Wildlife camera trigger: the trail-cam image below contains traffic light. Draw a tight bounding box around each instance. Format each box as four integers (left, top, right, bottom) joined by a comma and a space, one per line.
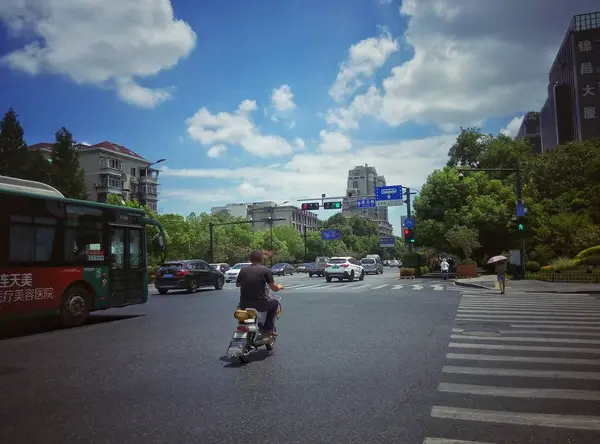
323, 201, 342, 210
301, 202, 320, 211
518, 222, 524, 231
404, 228, 415, 244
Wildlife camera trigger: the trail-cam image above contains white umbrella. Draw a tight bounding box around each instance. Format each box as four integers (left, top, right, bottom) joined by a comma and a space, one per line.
487, 255, 507, 264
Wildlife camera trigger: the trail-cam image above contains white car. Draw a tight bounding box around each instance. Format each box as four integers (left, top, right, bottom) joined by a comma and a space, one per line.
324, 257, 365, 282
225, 262, 251, 283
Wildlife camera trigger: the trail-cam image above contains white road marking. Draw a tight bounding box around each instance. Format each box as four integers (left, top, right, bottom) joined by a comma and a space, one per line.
392, 285, 404, 290
438, 382, 600, 401
432, 285, 444, 291
448, 342, 600, 353
372, 284, 389, 289
449, 334, 600, 345
424, 439, 495, 444
445, 353, 600, 366
442, 365, 600, 380
413, 284, 424, 290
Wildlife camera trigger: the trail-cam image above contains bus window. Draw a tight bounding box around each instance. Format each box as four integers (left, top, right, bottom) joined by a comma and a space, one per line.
111, 228, 125, 269
129, 230, 141, 269
65, 224, 104, 263
9, 215, 57, 262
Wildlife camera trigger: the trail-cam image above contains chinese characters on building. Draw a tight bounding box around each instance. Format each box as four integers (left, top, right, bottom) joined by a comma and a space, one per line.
576, 34, 600, 140
0, 273, 54, 304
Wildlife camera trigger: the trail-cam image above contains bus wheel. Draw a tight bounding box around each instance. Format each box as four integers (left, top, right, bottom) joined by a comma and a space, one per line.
59, 286, 91, 328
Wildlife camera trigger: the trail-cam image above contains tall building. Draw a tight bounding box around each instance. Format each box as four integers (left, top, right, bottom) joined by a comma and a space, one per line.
540, 12, 600, 152
29, 141, 161, 211
341, 164, 394, 235
211, 203, 250, 219
515, 112, 542, 154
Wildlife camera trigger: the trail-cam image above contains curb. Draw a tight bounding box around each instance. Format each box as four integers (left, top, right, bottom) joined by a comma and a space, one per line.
453, 280, 494, 290
398, 276, 415, 280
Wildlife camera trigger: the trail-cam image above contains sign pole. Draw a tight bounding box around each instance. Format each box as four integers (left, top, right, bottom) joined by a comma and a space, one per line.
405, 187, 412, 253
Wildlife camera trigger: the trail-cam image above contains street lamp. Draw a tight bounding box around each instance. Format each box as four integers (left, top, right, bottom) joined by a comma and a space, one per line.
138, 158, 166, 208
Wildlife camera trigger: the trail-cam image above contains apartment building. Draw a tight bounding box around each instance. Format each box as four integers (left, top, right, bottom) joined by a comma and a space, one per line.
29, 141, 161, 211
248, 201, 319, 234
211, 203, 250, 219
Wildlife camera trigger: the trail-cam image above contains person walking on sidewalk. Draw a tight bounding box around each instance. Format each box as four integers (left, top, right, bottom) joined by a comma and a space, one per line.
495, 259, 507, 294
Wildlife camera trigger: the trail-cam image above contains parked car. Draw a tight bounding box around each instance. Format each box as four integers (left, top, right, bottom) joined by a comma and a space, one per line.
307, 262, 317, 276
154, 259, 225, 294
297, 263, 310, 273
324, 257, 365, 282
225, 262, 251, 283
360, 257, 383, 274
271, 263, 294, 276
389, 259, 401, 267
210, 263, 230, 273
312, 256, 330, 277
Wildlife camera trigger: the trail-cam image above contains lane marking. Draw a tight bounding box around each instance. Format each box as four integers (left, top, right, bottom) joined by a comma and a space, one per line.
442, 365, 600, 380
456, 317, 600, 324
458, 309, 600, 316
392, 285, 404, 290
449, 342, 600, 353
431, 406, 600, 430
452, 328, 600, 337
446, 353, 600, 366
432, 285, 444, 291
510, 324, 600, 330
439, 382, 600, 401
424, 439, 495, 444
449, 334, 600, 345
413, 285, 424, 290
372, 284, 389, 289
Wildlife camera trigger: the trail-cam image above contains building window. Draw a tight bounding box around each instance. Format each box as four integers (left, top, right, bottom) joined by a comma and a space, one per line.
130, 167, 136, 177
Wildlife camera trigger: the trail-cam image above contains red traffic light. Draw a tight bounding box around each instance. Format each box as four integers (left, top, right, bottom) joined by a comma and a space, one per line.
301, 203, 308, 210
404, 229, 410, 235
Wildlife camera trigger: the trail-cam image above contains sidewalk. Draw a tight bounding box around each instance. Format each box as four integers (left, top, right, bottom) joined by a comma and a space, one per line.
455, 276, 600, 294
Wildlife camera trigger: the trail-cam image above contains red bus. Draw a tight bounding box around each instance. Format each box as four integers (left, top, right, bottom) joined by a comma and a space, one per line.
0, 176, 166, 327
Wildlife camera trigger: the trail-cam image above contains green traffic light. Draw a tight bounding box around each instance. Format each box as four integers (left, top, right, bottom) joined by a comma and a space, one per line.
518, 223, 524, 230
335, 202, 341, 208
410, 239, 415, 243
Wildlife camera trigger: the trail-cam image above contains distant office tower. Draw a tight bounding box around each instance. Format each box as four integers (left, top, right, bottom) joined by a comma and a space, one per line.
540, 12, 600, 152
515, 112, 542, 154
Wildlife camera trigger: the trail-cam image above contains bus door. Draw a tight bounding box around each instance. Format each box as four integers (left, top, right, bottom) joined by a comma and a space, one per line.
109, 223, 145, 307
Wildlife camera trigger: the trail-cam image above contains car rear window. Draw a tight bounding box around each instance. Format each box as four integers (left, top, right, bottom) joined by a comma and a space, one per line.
160, 263, 184, 271
329, 258, 346, 264
316, 257, 328, 262
361, 259, 375, 264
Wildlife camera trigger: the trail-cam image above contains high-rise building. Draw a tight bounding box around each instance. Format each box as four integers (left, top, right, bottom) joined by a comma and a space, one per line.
540, 12, 600, 152
515, 112, 542, 154
341, 164, 393, 235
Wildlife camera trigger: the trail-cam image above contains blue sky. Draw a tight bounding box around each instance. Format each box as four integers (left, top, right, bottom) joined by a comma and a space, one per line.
0, 0, 596, 234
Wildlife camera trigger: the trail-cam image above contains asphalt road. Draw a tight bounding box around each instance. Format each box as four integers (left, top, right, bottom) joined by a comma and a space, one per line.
0, 271, 459, 444
3, 272, 600, 443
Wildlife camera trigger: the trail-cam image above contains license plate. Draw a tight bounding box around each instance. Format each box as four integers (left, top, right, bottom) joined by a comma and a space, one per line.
332, 265, 339, 269
164, 273, 173, 278
233, 331, 248, 339
227, 338, 247, 355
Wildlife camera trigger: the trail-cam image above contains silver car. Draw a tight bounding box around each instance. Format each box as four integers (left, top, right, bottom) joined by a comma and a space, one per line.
360, 257, 383, 275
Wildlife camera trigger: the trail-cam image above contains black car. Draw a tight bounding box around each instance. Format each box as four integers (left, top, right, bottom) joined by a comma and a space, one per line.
271, 263, 294, 276
155, 259, 225, 294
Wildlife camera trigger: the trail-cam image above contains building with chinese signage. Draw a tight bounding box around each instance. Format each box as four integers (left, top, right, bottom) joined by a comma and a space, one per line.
515, 112, 542, 154
540, 12, 600, 152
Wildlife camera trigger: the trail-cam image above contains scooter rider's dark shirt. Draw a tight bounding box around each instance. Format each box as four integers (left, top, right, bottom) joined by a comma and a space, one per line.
236, 264, 274, 306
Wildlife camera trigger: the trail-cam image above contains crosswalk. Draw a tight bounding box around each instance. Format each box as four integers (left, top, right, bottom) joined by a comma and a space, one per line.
424, 290, 600, 444
224, 282, 457, 293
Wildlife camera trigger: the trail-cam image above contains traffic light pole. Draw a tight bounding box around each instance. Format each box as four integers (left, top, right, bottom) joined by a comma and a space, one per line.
405, 187, 413, 253
458, 163, 525, 279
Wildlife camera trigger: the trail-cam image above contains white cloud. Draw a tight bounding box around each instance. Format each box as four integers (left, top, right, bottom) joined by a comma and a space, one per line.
338, 0, 596, 129
162, 181, 266, 204
80, 141, 91, 146
186, 99, 295, 157
329, 29, 398, 102
0, 0, 196, 108
160, 133, 456, 212
325, 85, 382, 131
500, 116, 524, 138
207, 144, 227, 158
271, 84, 296, 112
294, 138, 305, 150
318, 130, 352, 153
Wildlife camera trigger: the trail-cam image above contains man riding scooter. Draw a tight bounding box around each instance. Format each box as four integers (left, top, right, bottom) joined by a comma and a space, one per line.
236, 250, 284, 337
441, 258, 450, 280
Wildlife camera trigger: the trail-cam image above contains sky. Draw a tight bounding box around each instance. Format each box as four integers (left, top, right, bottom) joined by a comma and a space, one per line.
0, 0, 598, 235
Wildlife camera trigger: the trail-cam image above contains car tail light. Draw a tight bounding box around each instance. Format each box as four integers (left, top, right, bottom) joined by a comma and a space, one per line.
325, 263, 330, 268
155, 270, 162, 277
237, 325, 250, 332
341, 263, 350, 268
175, 269, 189, 276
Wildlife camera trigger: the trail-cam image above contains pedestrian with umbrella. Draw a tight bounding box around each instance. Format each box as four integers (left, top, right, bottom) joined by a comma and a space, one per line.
488, 255, 508, 294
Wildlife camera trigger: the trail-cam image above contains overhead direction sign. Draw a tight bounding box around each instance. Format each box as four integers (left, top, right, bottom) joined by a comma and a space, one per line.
356, 198, 376, 208
375, 185, 403, 207
321, 229, 341, 241
380, 236, 396, 248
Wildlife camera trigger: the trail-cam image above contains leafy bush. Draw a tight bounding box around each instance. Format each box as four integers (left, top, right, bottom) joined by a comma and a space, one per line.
401, 252, 420, 268
526, 261, 541, 272
540, 265, 554, 272
399, 267, 415, 276
421, 266, 430, 275
458, 259, 477, 265
147, 265, 158, 283
576, 245, 600, 260
550, 257, 579, 272
579, 255, 600, 266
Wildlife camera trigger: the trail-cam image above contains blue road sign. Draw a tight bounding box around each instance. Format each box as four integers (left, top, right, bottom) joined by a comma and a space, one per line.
380, 236, 396, 248
516, 203, 525, 217
375, 185, 403, 207
356, 198, 376, 208
403, 217, 415, 229
321, 229, 341, 241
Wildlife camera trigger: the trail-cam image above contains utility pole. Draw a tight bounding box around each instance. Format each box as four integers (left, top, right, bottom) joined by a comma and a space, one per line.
458, 162, 525, 279
405, 187, 412, 253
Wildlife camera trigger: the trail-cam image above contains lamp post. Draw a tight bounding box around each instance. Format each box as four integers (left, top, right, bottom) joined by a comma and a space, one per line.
138, 158, 166, 208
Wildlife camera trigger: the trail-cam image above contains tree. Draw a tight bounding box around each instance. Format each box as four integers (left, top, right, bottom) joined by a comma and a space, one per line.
0, 108, 29, 177
445, 226, 481, 260
50, 127, 86, 199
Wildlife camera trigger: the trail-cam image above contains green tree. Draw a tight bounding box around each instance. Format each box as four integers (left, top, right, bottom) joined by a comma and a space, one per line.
445, 226, 481, 260
50, 127, 86, 199
0, 108, 28, 177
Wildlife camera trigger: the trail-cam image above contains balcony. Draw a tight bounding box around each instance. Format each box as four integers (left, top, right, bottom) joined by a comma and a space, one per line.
139, 170, 159, 184
99, 160, 123, 175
